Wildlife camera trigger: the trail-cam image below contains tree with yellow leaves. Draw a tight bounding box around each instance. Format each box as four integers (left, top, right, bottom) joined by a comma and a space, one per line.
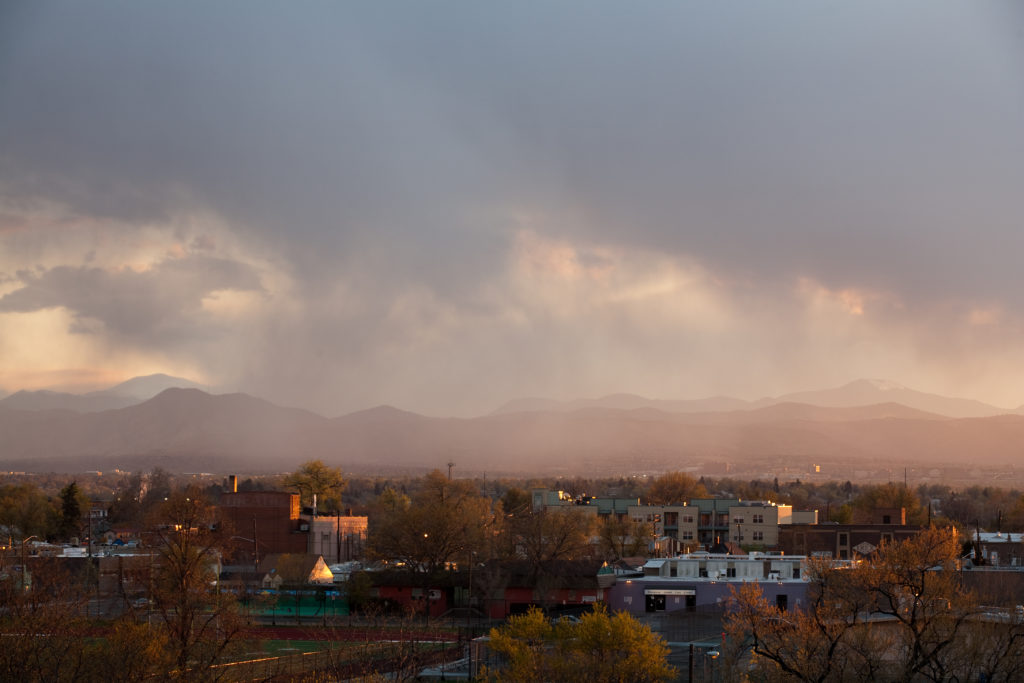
645, 471, 706, 505
487, 605, 675, 682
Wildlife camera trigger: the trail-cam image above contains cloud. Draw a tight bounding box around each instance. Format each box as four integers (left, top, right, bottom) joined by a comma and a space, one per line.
1, 2, 1023, 412
0, 254, 264, 342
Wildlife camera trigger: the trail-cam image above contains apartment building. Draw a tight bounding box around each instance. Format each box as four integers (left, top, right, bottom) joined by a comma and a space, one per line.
727, 501, 793, 547
531, 488, 813, 552
629, 505, 700, 551
629, 499, 797, 550
530, 489, 638, 518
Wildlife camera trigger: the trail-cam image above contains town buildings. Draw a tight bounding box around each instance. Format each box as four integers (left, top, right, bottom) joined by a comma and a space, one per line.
216, 477, 367, 564
608, 551, 812, 616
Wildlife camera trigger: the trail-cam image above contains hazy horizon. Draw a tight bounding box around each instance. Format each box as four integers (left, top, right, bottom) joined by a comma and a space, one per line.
2, 3, 1023, 417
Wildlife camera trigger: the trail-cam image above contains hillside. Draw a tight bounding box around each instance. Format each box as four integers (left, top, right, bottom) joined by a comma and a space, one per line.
1, 387, 1023, 474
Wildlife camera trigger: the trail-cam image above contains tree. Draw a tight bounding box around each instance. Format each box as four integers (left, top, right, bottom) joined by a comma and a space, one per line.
500, 486, 532, 516
645, 471, 706, 505
369, 470, 492, 577
57, 481, 86, 541
108, 471, 145, 525
724, 527, 1024, 682
282, 459, 347, 512
487, 605, 675, 682
89, 621, 173, 683
148, 487, 243, 678
510, 508, 595, 571
0, 558, 94, 681
0, 483, 56, 540
851, 483, 927, 525
597, 515, 654, 561
142, 467, 174, 509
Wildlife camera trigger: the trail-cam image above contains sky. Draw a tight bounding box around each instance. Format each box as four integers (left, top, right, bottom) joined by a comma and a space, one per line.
1, 2, 1023, 417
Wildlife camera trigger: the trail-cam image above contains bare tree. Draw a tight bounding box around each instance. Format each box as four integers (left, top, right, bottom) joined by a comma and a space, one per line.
148, 487, 243, 679
725, 527, 1024, 682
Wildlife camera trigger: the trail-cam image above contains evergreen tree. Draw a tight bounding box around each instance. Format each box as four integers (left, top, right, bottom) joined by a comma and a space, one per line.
58, 481, 83, 541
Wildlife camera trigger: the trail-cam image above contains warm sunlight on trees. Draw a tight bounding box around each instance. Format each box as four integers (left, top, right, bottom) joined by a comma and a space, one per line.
369, 470, 492, 575
850, 482, 927, 525
0, 482, 55, 540
282, 459, 347, 512
724, 526, 1024, 682
487, 605, 674, 682
645, 471, 706, 505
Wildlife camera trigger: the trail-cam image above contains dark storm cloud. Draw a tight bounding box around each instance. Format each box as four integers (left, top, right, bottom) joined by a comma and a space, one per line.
0, 255, 263, 341
1, 1, 1023, 412
0, 2, 518, 297
3, 2, 1022, 301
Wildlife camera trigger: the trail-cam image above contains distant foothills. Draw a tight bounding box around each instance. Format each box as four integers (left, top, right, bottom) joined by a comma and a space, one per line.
2, 376, 1024, 477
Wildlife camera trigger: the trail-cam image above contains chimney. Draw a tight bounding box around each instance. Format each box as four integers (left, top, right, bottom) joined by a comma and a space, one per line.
228, 475, 237, 493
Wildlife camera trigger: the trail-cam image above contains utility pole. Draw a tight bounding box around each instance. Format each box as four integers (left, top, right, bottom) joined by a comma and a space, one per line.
252, 516, 259, 571
20, 535, 37, 593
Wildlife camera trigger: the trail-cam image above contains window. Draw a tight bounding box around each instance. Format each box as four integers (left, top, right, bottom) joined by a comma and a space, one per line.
669, 565, 678, 577
793, 567, 800, 579
838, 533, 849, 546
664, 511, 678, 526
699, 567, 708, 577
646, 595, 666, 612
681, 530, 694, 540
726, 567, 736, 578
733, 516, 745, 524
882, 515, 892, 524
752, 514, 764, 524
752, 531, 764, 541
683, 515, 694, 524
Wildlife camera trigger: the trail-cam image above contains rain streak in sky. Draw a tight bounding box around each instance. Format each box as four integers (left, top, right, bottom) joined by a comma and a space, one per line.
1, 2, 1023, 416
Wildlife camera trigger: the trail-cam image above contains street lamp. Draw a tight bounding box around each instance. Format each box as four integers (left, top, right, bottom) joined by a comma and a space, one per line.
20, 535, 37, 592
707, 648, 720, 682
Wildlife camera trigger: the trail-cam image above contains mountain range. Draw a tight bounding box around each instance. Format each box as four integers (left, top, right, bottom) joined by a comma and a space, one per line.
1, 377, 1023, 474
492, 379, 1019, 419
0, 374, 208, 413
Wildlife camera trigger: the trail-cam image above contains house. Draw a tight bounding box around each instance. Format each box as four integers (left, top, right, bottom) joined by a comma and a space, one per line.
302, 513, 367, 564
966, 532, 1024, 568
218, 477, 367, 564
475, 559, 616, 619
367, 559, 616, 620
778, 522, 923, 560
607, 551, 814, 616
218, 490, 308, 560
258, 553, 334, 589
